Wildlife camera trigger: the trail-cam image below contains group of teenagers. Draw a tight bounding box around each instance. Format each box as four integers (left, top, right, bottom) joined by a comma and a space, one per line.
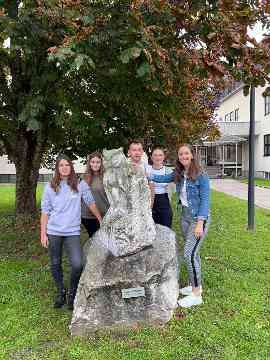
40, 140, 210, 311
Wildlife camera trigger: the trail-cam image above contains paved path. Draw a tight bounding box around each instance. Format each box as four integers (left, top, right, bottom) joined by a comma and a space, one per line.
211, 179, 270, 210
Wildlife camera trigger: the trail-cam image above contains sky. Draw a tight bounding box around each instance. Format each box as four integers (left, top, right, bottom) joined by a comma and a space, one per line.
248, 22, 265, 42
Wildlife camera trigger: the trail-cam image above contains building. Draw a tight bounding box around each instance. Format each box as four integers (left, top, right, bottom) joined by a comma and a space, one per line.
197, 83, 270, 178
0, 155, 86, 183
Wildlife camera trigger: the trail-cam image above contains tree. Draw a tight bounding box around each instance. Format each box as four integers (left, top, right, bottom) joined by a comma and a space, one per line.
0, 1, 77, 215
43, 0, 222, 152
1, 0, 270, 215
40, 0, 270, 147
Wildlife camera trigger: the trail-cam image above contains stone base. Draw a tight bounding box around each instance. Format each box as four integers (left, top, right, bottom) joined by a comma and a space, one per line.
70, 224, 179, 336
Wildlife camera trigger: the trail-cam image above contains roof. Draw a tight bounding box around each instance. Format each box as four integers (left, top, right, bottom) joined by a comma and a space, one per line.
214, 134, 247, 145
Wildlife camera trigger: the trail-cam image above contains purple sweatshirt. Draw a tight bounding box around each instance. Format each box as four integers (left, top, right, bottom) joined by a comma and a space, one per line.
41, 180, 95, 236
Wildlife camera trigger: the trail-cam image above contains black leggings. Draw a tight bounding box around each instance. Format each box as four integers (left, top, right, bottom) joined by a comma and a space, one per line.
152, 193, 173, 228
81, 218, 100, 238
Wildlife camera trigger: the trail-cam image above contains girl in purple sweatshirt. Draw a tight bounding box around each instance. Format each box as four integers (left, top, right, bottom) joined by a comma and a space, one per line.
40, 155, 101, 310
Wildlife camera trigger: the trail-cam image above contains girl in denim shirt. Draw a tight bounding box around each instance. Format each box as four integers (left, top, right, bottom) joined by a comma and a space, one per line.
40, 155, 102, 310
149, 144, 210, 308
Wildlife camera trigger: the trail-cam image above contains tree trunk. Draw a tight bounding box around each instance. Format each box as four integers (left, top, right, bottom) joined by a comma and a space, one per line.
14, 130, 42, 216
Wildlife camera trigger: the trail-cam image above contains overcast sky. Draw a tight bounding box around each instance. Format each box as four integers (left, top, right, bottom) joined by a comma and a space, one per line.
248, 22, 265, 42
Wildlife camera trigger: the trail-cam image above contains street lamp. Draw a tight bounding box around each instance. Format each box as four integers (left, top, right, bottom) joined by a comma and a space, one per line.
248, 86, 255, 230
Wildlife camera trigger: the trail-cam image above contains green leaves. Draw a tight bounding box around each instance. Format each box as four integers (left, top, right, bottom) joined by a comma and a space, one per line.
48, 47, 95, 71
120, 47, 142, 64
80, 15, 94, 25
136, 62, 151, 77
27, 119, 40, 132
17, 96, 46, 131
48, 47, 74, 62
73, 54, 95, 71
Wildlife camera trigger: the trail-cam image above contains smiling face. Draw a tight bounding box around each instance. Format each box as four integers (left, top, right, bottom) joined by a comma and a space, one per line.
58, 159, 71, 178
178, 145, 193, 169
128, 143, 144, 164
151, 148, 165, 168
89, 156, 102, 173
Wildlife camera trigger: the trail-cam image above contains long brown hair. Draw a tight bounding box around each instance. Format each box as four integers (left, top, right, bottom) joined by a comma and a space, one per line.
50, 155, 78, 192
83, 152, 104, 185
174, 144, 202, 182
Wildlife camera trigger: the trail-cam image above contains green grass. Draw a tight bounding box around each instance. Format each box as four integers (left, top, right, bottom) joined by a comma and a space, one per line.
0, 184, 44, 216
241, 178, 270, 188
1, 185, 270, 359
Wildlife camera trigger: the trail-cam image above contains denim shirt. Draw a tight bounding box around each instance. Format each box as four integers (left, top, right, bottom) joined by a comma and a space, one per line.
150, 171, 210, 221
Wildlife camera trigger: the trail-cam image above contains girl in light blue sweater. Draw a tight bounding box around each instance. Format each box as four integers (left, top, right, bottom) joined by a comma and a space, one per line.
40, 155, 101, 310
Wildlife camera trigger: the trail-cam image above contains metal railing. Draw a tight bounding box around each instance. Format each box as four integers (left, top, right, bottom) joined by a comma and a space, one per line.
218, 121, 260, 136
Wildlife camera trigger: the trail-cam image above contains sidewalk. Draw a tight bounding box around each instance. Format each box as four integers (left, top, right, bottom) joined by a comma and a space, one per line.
211, 179, 270, 211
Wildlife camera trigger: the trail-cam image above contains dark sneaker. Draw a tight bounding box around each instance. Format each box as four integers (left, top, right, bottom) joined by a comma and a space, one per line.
67, 289, 76, 311
54, 289, 66, 308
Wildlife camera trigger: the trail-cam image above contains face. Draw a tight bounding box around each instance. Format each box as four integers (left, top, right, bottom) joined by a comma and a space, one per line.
58, 159, 71, 178
151, 149, 165, 167
178, 146, 193, 168
89, 156, 102, 173
128, 143, 144, 164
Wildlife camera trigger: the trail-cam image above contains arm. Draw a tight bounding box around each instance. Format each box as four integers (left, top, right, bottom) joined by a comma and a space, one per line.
80, 180, 102, 223
197, 173, 210, 221
148, 181, 155, 209
88, 203, 102, 223
194, 174, 210, 239
40, 184, 52, 248
40, 213, 49, 248
149, 171, 175, 183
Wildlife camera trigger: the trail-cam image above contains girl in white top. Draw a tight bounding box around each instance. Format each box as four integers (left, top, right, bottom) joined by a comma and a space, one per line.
148, 147, 173, 228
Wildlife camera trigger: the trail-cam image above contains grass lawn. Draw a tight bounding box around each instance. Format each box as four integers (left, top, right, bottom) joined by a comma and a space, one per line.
241, 178, 270, 188
1, 185, 270, 359
0, 184, 44, 216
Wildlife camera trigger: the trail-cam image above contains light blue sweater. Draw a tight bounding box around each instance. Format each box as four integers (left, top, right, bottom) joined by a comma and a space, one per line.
41, 180, 95, 236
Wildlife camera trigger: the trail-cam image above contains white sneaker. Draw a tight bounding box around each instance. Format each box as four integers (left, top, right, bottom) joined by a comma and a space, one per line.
177, 294, 203, 308
179, 286, 202, 296
179, 286, 192, 296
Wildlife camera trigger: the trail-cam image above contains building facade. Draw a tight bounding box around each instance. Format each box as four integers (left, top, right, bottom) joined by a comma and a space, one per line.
0, 155, 86, 183
198, 83, 270, 178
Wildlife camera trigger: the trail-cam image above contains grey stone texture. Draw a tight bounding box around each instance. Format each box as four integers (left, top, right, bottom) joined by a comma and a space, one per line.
70, 148, 179, 335
70, 224, 179, 335
99, 148, 156, 257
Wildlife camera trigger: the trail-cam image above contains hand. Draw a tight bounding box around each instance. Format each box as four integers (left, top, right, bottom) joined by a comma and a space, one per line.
40, 233, 48, 248
194, 222, 204, 239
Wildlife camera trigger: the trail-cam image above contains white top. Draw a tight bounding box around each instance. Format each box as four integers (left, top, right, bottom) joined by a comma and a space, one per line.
180, 174, 188, 207
147, 165, 168, 194
128, 158, 149, 175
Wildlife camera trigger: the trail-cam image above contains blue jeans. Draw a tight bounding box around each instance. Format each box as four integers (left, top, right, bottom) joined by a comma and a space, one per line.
48, 235, 83, 292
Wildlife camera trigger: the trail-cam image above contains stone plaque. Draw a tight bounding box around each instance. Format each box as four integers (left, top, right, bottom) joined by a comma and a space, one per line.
121, 287, 145, 299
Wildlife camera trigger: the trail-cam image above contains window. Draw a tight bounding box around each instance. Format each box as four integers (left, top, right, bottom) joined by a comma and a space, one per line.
265, 96, 270, 116
264, 134, 270, 156
226, 145, 235, 161
235, 108, 239, 121
224, 108, 239, 122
